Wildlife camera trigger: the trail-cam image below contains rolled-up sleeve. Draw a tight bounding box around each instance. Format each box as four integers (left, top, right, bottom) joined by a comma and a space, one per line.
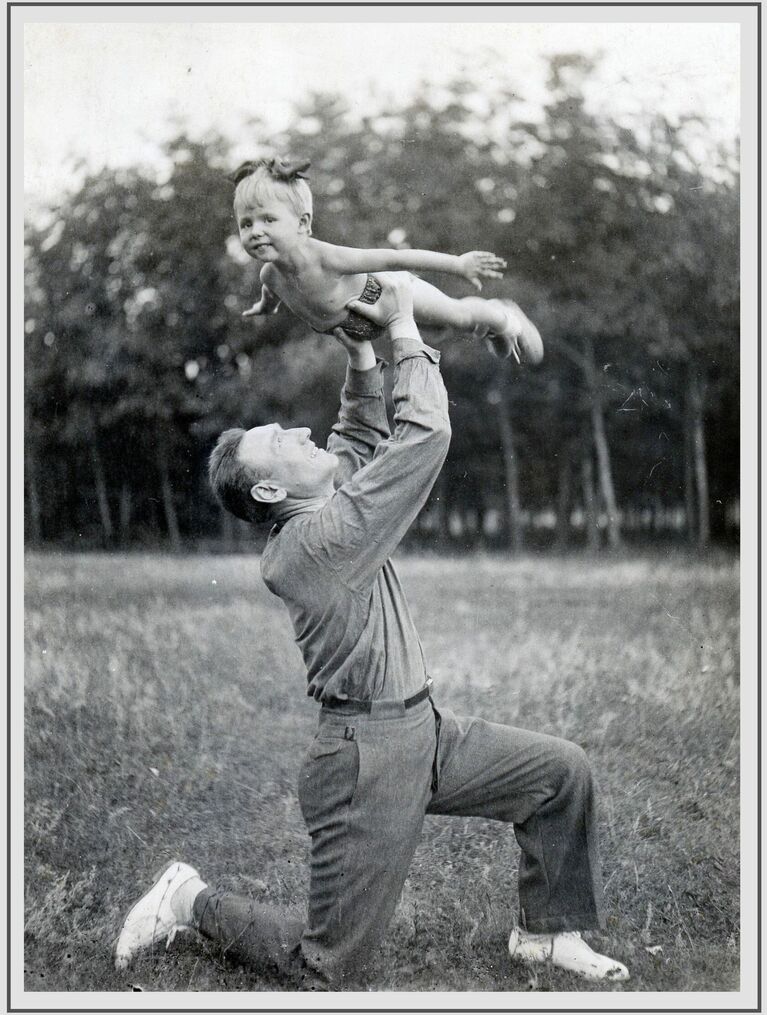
313, 340, 451, 589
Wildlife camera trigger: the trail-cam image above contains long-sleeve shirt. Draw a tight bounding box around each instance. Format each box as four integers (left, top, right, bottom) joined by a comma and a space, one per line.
260, 337, 451, 703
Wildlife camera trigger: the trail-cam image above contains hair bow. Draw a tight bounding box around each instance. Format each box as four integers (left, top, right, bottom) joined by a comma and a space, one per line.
226, 160, 262, 186
266, 157, 311, 181
226, 157, 311, 187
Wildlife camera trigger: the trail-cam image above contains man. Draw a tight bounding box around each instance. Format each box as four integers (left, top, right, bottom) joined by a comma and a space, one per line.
115, 273, 629, 988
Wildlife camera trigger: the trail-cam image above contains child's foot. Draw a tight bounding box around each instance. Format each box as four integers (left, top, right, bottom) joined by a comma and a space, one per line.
482, 299, 544, 364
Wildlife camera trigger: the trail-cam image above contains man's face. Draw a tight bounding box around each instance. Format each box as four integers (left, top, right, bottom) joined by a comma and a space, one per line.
235, 195, 305, 262
238, 424, 338, 499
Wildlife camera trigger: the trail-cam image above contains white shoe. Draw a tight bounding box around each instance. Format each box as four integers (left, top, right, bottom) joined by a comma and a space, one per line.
509, 928, 629, 982
114, 861, 202, 970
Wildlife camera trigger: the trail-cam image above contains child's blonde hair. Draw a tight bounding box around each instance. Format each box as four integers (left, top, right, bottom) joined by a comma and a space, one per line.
231, 159, 313, 223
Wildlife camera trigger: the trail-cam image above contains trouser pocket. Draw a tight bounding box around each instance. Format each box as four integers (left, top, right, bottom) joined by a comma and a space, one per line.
298, 737, 360, 835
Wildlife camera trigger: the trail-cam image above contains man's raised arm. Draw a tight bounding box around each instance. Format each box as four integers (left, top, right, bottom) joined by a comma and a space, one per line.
325, 332, 391, 486
314, 273, 451, 588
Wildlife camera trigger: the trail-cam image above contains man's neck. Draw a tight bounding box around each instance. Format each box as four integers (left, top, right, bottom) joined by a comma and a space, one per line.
271, 494, 330, 525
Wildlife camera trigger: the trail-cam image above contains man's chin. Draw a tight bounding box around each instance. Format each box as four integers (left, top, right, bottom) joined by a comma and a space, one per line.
305, 453, 338, 492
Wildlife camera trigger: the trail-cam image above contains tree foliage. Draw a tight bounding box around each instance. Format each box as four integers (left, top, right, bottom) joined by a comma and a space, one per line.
24, 55, 739, 550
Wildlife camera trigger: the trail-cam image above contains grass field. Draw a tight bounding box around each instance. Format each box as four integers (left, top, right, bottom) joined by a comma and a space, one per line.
24, 550, 740, 994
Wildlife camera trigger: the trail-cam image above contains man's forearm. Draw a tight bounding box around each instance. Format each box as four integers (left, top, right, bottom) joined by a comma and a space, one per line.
386, 313, 422, 345
326, 354, 389, 482
345, 339, 377, 372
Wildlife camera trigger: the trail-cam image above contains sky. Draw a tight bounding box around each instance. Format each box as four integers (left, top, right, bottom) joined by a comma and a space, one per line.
23, 18, 740, 206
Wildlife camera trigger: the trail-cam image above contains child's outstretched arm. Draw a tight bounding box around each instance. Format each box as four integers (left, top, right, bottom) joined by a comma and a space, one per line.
242, 283, 281, 318
319, 243, 506, 292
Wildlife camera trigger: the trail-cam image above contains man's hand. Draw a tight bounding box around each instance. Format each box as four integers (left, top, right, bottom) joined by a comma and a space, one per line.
346, 272, 416, 337
332, 329, 377, 371
457, 251, 506, 292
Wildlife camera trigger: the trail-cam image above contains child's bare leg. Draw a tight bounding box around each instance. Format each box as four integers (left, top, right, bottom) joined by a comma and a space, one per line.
410, 277, 543, 364
410, 277, 504, 332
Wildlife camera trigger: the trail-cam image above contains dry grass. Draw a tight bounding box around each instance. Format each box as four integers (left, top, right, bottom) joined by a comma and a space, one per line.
24, 550, 740, 993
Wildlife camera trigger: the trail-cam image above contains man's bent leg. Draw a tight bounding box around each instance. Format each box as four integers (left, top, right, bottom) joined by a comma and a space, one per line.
298, 700, 436, 986
427, 706, 604, 933
193, 890, 311, 984
186, 702, 434, 990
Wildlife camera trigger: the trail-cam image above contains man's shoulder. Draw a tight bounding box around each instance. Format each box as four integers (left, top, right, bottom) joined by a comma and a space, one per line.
260, 515, 330, 585
262, 509, 382, 599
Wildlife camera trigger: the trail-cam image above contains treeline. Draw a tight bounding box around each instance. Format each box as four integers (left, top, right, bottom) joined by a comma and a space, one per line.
24, 55, 739, 552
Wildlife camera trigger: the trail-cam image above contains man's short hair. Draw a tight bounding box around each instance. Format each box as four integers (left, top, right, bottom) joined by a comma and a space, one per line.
208, 428, 272, 524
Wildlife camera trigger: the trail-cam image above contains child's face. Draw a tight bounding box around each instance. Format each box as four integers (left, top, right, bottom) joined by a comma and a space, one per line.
235, 194, 307, 262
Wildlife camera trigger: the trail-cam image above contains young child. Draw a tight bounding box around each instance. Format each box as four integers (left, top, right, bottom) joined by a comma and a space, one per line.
229, 157, 543, 363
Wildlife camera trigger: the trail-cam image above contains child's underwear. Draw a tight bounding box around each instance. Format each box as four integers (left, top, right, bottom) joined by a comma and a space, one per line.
321, 274, 385, 341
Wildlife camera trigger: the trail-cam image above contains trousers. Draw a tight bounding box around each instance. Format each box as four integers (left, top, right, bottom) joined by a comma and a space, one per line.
192, 698, 605, 988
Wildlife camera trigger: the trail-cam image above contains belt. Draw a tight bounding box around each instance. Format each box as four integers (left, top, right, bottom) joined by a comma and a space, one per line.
321, 681, 431, 714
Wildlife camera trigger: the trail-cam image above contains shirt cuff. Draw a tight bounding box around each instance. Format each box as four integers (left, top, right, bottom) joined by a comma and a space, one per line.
391, 336, 441, 365
345, 357, 387, 394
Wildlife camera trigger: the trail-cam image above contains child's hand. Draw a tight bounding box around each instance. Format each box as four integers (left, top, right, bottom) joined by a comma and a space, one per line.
458, 251, 507, 291
241, 286, 280, 318
241, 298, 267, 318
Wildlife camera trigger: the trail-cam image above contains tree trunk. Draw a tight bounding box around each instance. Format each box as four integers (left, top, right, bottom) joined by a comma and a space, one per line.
119, 482, 132, 546
58, 459, 71, 542
555, 451, 572, 551
90, 439, 113, 544
683, 420, 697, 544
26, 441, 43, 544
581, 453, 600, 552
687, 364, 710, 548
584, 337, 621, 548
156, 433, 181, 550
494, 376, 523, 553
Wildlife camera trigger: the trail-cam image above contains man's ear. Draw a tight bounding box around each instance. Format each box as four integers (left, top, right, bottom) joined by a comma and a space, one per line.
299, 211, 312, 235
250, 481, 287, 505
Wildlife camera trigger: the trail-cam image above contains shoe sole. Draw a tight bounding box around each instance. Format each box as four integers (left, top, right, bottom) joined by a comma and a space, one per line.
511, 951, 629, 982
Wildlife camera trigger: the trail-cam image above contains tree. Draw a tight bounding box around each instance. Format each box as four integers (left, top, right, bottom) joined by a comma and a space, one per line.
632, 118, 739, 547
24, 60, 739, 551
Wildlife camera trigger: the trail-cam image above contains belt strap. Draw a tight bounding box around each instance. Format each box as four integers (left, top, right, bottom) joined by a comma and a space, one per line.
322, 681, 431, 714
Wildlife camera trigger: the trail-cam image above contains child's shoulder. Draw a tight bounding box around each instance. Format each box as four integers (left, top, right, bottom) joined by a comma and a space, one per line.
311, 238, 360, 273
